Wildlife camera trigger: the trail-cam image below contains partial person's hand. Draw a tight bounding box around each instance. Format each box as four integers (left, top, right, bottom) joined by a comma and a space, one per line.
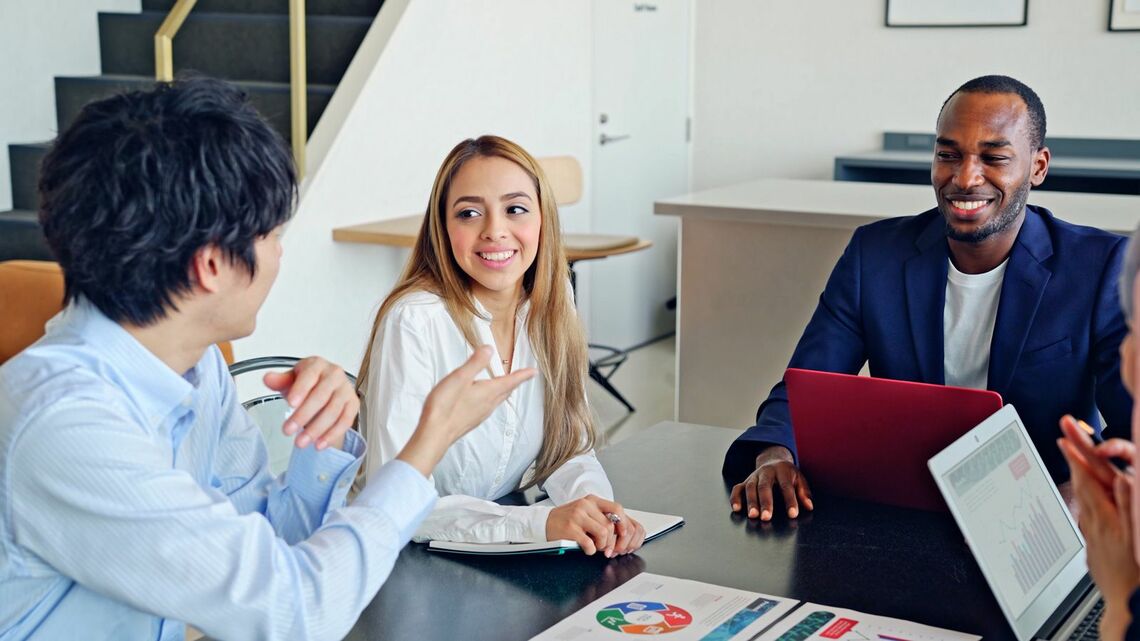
397, 346, 536, 476
1058, 425, 1139, 641
1059, 415, 1135, 491
546, 495, 629, 557
263, 357, 358, 451
610, 513, 646, 557
729, 446, 813, 521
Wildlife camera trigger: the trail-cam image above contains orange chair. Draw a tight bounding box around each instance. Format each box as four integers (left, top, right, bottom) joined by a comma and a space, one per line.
0, 260, 234, 365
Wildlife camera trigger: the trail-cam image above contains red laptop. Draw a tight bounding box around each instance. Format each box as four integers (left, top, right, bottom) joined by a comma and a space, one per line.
784, 368, 1003, 511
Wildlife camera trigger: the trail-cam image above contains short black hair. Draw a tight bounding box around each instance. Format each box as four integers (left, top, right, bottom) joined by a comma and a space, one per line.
38, 76, 296, 326
940, 75, 1047, 150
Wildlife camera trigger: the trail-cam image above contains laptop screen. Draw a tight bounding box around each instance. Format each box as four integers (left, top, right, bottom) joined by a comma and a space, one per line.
929, 405, 1088, 641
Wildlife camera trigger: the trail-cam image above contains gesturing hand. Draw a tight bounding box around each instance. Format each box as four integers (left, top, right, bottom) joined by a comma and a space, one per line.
397, 346, 536, 477
729, 445, 814, 521
263, 357, 358, 451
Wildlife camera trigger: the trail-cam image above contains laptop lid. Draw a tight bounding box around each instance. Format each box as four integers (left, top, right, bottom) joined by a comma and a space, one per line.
785, 368, 1003, 511
928, 404, 1087, 641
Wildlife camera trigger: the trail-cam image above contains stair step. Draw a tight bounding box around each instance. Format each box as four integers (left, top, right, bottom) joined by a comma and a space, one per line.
142, 0, 382, 17
100, 11, 371, 86
9, 143, 49, 212
54, 75, 335, 144
0, 210, 53, 262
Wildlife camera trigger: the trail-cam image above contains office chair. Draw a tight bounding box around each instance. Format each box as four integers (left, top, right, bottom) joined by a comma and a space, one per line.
228, 356, 358, 476
542, 157, 645, 413
0, 259, 235, 365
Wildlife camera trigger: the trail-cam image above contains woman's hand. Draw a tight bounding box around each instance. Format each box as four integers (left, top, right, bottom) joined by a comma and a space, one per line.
611, 514, 646, 556
546, 495, 637, 557
1058, 415, 1140, 640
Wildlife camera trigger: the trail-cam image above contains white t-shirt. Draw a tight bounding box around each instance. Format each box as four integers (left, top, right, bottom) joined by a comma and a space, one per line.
943, 258, 1008, 389
361, 290, 613, 544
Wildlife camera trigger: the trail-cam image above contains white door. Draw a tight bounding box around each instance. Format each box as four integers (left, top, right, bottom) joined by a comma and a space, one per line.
589, 0, 691, 349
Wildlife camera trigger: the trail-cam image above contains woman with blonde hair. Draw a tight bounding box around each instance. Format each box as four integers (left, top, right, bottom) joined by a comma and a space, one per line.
358, 135, 645, 556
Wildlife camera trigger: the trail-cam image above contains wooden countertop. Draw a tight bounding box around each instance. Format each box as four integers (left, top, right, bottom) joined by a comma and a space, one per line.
654, 178, 1140, 233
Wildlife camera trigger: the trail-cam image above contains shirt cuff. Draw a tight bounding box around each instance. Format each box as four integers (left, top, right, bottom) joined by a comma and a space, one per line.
524, 503, 555, 542
284, 429, 365, 510
355, 459, 439, 542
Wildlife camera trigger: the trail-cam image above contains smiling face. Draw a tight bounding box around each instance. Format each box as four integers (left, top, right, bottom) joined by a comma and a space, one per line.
932, 91, 1049, 244
444, 155, 542, 304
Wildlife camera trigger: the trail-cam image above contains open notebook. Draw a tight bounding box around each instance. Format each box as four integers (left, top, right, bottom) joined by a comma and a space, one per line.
427, 509, 684, 555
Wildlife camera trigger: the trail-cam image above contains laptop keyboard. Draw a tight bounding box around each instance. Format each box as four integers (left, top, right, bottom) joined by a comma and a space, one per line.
1066, 598, 1104, 640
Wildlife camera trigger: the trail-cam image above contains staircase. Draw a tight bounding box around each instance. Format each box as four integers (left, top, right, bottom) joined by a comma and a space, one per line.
0, 0, 382, 261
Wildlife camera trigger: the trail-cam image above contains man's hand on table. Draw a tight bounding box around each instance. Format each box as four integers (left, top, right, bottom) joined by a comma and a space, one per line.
729, 445, 814, 521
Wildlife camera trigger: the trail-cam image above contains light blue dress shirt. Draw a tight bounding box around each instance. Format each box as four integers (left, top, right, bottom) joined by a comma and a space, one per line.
0, 299, 438, 641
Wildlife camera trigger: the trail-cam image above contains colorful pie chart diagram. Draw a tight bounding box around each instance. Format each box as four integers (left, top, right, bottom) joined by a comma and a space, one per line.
596, 601, 693, 634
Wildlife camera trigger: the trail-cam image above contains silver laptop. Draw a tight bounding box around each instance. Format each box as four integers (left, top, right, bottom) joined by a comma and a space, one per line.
928, 404, 1104, 641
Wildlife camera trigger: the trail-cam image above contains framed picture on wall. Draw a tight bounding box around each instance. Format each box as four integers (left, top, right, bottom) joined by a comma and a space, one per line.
1109, 0, 1140, 30
885, 0, 1028, 27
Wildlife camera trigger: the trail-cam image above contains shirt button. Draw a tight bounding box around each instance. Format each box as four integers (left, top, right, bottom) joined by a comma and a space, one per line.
337, 479, 348, 489
318, 473, 329, 483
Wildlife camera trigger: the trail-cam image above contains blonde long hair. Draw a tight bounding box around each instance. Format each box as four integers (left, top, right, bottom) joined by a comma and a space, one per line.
357, 136, 597, 488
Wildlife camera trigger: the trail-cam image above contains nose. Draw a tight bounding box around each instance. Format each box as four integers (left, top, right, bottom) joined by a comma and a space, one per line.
952, 156, 985, 191
480, 212, 508, 240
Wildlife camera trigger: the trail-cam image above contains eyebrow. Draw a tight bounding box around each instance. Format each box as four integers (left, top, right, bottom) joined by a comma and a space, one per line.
935, 137, 1012, 149
451, 192, 533, 208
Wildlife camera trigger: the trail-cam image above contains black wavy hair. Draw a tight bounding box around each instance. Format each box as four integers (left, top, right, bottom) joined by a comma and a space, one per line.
38, 76, 296, 326
940, 75, 1047, 150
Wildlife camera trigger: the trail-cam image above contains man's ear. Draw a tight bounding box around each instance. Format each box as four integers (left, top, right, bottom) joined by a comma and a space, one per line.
190, 245, 227, 294
1030, 146, 1050, 187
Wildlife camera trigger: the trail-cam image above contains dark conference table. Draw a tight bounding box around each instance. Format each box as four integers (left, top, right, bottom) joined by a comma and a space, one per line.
347, 421, 1010, 640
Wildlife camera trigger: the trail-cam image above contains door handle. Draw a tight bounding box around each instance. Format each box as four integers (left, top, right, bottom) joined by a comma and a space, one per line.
599, 133, 631, 146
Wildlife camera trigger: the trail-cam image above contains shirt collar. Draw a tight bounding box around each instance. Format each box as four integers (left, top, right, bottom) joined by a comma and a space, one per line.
471, 295, 531, 323
56, 299, 199, 423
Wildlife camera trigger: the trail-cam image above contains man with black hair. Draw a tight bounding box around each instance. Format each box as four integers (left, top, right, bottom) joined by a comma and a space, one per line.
0, 77, 535, 639
725, 75, 1133, 522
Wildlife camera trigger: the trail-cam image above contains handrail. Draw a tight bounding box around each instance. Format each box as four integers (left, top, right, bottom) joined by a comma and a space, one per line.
154, 0, 308, 179
153, 0, 197, 83
289, 0, 307, 177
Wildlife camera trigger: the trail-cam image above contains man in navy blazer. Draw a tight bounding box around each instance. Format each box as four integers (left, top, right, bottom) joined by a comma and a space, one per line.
724, 75, 1132, 522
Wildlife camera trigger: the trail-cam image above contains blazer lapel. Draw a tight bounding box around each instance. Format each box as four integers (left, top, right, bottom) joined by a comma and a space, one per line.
988, 207, 1054, 394
904, 215, 949, 384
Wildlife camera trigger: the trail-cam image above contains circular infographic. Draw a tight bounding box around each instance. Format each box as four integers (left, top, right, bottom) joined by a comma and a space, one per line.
596, 601, 693, 635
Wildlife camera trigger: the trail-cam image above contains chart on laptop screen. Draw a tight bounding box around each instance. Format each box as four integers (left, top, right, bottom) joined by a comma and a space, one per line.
944, 422, 1082, 618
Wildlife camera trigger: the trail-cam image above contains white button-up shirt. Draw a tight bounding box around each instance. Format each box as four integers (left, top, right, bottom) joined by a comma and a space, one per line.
363, 291, 613, 543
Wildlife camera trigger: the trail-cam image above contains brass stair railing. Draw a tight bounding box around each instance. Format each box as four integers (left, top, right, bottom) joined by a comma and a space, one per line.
154, 0, 308, 178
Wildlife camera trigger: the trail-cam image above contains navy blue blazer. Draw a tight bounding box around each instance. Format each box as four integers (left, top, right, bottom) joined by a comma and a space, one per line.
723, 205, 1132, 484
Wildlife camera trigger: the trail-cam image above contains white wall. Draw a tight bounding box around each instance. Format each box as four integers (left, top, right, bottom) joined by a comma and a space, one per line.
0, 0, 141, 211
691, 0, 1140, 190
236, 0, 594, 371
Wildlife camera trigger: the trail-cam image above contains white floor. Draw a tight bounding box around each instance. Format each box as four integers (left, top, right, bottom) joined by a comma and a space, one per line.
587, 336, 677, 446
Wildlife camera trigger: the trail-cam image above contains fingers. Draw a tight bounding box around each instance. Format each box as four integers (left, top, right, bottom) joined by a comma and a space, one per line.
775, 468, 801, 519
1098, 439, 1137, 466
451, 345, 493, 382
1059, 416, 1117, 489
612, 516, 633, 555
1114, 475, 1134, 534
729, 482, 745, 513
628, 521, 646, 553
753, 470, 775, 521
262, 369, 295, 392
796, 470, 815, 512
286, 364, 358, 450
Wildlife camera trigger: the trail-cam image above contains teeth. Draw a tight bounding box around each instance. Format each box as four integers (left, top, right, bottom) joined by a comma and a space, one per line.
479, 251, 514, 262
951, 200, 988, 211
